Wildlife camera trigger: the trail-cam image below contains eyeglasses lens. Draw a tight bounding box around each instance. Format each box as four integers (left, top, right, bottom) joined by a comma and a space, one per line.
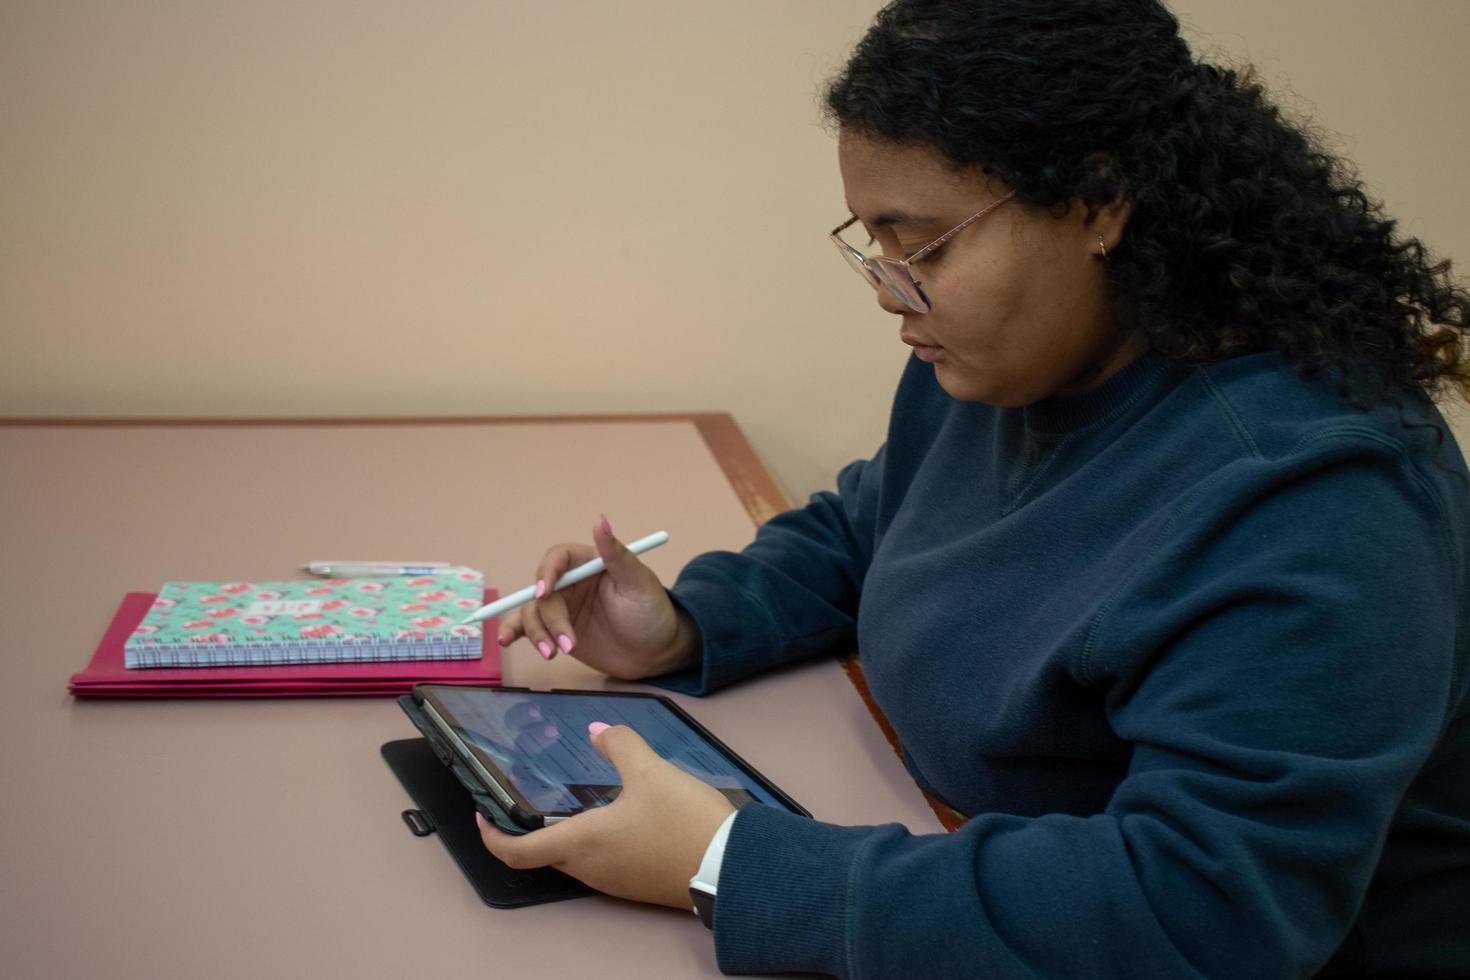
834, 239, 881, 288
869, 258, 930, 313
832, 237, 931, 313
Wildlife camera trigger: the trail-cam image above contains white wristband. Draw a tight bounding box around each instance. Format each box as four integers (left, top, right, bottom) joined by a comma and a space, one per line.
690, 810, 739, 906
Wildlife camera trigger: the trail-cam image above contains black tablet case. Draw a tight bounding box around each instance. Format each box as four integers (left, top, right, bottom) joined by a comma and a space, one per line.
382, 726, 594, 907
385, 688, 809, 908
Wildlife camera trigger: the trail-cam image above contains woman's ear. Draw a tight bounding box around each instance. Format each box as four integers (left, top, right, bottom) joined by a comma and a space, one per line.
1075, 151, 1131, 254
1089, 193, 1132, 256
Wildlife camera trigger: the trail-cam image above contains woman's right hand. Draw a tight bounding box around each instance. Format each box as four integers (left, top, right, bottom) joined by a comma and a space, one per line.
496, 515, 700, 681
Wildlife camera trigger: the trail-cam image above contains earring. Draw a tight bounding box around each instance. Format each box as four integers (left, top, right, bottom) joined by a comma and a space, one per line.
1097, 235, 1109, 259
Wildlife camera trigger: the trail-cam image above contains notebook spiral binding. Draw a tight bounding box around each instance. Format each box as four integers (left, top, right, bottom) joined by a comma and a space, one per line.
125, 632, 480, 669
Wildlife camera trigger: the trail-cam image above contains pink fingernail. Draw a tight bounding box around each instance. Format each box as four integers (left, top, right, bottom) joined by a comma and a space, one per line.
535, 579, 546, 598
588, 722, 610, 737
600, 514, 613, 536
537, 641, 553, 659
543, 724, 559, 739
557, 634, 573, 653
475, 811, 485, 827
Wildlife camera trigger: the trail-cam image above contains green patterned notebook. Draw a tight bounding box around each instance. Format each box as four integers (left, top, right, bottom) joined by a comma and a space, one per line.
124, 569, 486, 668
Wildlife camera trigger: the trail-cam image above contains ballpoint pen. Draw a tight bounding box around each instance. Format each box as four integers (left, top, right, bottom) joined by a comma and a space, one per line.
458, 531, 670, 625
300, 561, 454, 577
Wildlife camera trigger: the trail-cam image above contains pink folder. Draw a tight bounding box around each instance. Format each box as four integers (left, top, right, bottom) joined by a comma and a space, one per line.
69, 592, 502, 698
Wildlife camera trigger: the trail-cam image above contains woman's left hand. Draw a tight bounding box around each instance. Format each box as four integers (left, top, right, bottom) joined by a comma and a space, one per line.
476, 722, 737, 910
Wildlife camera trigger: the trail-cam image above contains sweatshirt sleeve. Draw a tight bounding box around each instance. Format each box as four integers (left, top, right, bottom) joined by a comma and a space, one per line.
651, 445, 886, 696
707, 437, 1464, 977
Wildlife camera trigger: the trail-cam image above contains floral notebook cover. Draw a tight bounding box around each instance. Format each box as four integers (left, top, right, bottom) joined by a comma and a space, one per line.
123, 568, 486, 668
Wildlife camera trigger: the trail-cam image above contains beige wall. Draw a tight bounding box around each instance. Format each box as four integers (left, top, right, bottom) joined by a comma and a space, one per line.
3, 0, 1467, 503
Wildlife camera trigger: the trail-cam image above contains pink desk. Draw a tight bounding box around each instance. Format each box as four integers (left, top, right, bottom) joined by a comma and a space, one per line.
0, 416, 943, 979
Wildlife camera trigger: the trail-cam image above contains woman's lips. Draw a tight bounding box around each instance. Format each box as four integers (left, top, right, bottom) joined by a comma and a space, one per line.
901, 334, 943, 363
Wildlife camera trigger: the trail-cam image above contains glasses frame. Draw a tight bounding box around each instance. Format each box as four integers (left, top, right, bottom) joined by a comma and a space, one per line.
829, 190, 1016, 314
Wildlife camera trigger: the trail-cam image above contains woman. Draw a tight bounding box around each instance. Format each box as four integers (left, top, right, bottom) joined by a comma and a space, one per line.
481, 1, 1470, 976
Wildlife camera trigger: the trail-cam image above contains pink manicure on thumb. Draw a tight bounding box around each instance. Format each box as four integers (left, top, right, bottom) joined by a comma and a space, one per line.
600, 514, 613, 537
588, 721, 611, 737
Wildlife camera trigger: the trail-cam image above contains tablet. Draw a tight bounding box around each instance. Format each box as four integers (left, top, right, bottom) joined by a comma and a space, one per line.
404, 684, 809, 832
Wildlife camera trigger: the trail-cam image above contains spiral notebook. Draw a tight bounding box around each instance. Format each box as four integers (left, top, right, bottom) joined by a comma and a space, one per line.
123, 569, 487, 668
70, 591, 501, 697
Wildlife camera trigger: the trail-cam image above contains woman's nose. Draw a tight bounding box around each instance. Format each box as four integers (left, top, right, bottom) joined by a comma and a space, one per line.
875, 284, 911, 316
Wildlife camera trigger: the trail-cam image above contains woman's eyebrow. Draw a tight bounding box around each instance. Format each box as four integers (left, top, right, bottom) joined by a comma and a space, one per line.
847, 206, 937, 228
871, 209, 937, 228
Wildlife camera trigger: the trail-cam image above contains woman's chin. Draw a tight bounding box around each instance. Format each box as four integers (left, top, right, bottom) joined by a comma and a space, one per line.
932, 362, 1007, 405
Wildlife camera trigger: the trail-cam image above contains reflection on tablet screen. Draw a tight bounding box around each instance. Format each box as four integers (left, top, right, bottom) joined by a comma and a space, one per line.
434, 689, 786, 814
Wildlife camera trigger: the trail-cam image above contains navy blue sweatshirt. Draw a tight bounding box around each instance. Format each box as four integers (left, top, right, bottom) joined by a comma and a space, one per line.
659, 350, 1470, 978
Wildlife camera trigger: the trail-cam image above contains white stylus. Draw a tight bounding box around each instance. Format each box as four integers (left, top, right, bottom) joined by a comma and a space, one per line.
458, 530, 670, 626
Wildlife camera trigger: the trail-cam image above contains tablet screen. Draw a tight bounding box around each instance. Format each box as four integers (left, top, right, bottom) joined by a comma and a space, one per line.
428, 688, 790, 815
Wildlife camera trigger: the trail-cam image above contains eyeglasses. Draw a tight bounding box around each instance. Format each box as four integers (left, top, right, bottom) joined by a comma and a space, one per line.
829, 190, 1016, 313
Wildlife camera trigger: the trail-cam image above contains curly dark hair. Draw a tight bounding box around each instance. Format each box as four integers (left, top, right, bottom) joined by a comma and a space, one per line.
825, 0, 1470, 410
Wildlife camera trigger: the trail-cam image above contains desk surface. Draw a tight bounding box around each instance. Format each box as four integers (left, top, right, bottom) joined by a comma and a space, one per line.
0, 416, 942, 980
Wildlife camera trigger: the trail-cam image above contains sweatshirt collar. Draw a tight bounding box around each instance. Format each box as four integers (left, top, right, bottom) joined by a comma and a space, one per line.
1021, 348, 1171, 434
